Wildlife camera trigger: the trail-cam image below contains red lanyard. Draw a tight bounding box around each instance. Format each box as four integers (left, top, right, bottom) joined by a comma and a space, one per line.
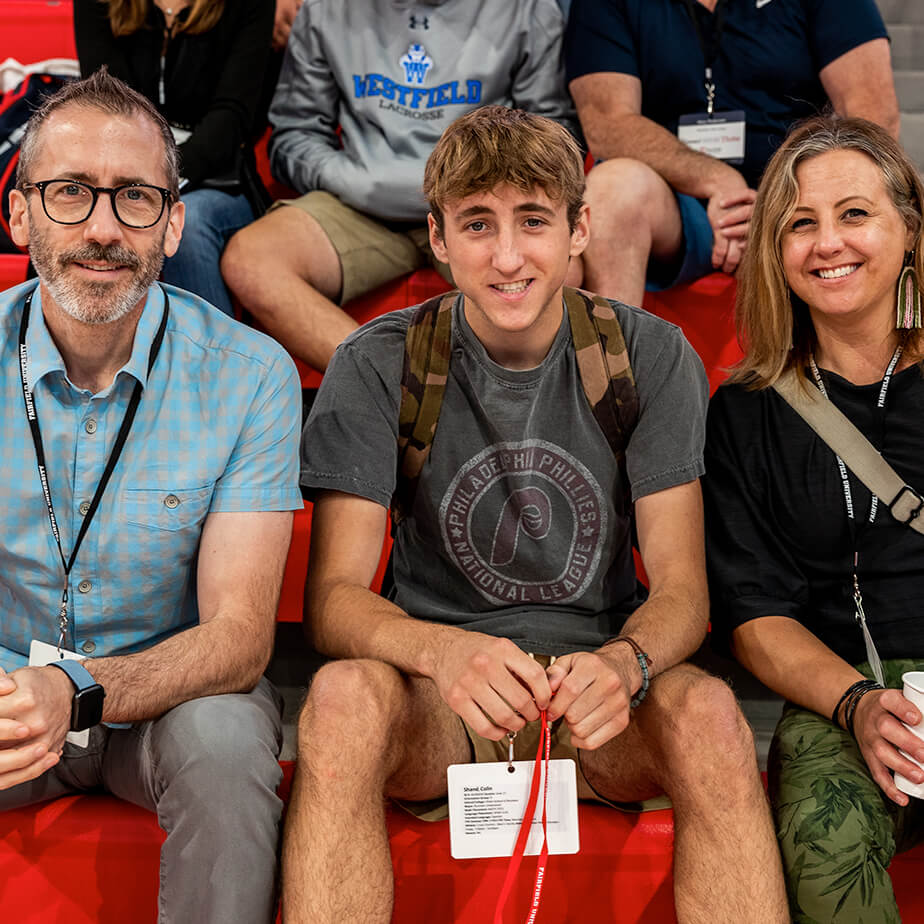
494, 710, 551, 924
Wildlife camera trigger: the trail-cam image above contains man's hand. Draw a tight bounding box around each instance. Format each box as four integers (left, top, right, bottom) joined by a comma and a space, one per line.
546, 647, 639, 750
0, 666, 72, 789
704, 165, 757, 275
431, 634, 552, 741
272, 0, 302, 51
852, 688, 924, 806
0, 667, 16, 698
0, 668, 30, 749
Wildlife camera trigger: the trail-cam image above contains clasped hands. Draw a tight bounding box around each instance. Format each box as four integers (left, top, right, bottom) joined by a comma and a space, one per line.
0, 666, 73, 790
434, 634, 640, 751
705, 166, 757, 275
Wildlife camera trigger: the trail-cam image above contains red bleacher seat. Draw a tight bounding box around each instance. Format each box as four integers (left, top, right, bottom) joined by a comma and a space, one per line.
4, 766, 922, 923
0, 0, 76, 63
0, 0, 78, 280
0, 759, 675, 924
0, 254, 28, 290
643, 272, 742, 394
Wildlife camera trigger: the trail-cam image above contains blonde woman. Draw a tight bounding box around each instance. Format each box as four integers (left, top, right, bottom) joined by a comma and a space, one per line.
74, 0, 275, 315
704, 114, 924, 923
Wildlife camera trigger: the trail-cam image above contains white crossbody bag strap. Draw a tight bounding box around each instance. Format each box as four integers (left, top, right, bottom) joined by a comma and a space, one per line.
773, 370, 924, 535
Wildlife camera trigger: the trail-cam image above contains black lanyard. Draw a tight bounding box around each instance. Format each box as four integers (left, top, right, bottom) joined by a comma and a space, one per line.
18, 283, 170, 650
808, 344, 903, 684
809, 344, 902, 532
681, 0, 729, 116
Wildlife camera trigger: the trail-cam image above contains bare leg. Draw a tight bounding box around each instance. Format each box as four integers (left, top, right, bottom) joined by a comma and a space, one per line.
581, 158, 686, 308
221, 206, 358, 371
281, 659, 470, 924
582, 664, 789, 924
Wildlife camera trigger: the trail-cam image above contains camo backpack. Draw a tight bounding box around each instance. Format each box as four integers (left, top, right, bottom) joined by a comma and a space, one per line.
391, 286, 639, 529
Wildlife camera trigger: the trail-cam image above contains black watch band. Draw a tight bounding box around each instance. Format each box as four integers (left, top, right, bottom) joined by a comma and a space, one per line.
47, 660, 106, 732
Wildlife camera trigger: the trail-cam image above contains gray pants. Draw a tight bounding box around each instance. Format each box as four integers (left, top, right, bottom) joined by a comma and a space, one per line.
0, 677, 284, 924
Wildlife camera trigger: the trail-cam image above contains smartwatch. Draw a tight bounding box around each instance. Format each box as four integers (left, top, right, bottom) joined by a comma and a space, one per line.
48, 660, 106, 732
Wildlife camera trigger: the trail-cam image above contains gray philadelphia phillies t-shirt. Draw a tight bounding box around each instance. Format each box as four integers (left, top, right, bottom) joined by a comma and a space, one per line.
300, 294, 707, 654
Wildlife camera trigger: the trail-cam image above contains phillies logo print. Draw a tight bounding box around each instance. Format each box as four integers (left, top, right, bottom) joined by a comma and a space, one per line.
440, 441, 605, 606
490, 487, 552, 567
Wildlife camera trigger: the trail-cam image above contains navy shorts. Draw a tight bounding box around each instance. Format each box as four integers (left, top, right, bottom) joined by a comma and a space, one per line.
645, 193, 715, 291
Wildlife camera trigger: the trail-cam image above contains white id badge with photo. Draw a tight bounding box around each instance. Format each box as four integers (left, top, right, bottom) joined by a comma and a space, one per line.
29, 639, 89, 747
677, 110, 746, 163
447, 759, 580, 859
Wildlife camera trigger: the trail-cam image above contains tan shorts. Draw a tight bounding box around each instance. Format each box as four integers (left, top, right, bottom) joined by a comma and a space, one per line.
271, 190, 453, 304
397, 656, 671, 822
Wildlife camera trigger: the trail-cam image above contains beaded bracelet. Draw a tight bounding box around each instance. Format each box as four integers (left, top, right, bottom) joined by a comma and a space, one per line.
613, 635, 653, 708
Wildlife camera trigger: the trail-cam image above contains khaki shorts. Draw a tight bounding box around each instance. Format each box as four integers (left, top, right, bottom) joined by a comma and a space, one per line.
271, 190, 453, 304
397, 655, 671, 822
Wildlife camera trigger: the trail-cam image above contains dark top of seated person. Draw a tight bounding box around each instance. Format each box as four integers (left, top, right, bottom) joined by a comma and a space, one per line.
704, 113, 924, 697
73, 0, 275, 187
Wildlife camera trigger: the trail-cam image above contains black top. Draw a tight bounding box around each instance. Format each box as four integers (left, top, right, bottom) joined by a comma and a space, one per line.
74, 0, 275, 186
704, 365, 924, 665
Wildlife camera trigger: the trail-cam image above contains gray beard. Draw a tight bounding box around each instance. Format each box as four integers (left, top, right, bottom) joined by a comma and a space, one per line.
28, 214, 166, 325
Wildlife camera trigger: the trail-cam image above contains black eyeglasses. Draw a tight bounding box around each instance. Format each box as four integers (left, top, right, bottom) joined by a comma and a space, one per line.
21, 179, 175, 229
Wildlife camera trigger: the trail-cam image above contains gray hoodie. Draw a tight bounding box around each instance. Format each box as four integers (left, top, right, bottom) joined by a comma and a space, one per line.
268, 0, 577, 222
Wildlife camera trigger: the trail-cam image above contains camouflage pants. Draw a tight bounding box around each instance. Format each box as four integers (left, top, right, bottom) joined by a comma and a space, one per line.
769, 659, 924, 924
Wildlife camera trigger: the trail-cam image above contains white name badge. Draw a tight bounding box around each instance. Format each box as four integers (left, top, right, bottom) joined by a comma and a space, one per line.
29, 639, 89, 748
677, 110, 746, 164
447, 759, 580, 859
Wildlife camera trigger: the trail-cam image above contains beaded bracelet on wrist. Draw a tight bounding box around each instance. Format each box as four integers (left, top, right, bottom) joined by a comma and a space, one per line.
612, 635, 652, 708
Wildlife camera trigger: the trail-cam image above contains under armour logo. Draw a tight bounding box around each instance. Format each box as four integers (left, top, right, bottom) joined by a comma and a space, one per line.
409, 14, 429, 29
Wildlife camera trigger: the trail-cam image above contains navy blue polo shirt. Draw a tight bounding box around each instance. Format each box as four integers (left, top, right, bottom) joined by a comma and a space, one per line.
565, 0, 888, 187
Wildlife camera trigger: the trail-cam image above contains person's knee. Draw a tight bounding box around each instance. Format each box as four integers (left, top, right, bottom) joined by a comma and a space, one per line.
153, 690, 283, 799
223, 208, 342, 318
298, 659, 407, 758
660, 672, 756, 780
584, 158, 673, 231
221, 217, 276, 301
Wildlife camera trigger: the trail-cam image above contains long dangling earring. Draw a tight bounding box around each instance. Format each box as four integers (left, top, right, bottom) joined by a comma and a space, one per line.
897, 252, 922, 329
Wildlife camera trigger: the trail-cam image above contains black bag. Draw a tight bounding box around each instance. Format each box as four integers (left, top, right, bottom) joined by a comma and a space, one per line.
0, 73, 70, 253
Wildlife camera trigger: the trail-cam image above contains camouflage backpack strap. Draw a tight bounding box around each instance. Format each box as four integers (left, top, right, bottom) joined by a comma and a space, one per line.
563, 286, 639, 463
392, 290, 458, 529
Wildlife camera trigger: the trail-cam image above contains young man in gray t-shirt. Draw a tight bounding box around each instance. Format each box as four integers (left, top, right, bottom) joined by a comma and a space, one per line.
284, 107, 788, 922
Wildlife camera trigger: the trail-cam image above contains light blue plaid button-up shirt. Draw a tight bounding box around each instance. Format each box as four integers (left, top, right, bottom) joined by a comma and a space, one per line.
0, 280, 303, 671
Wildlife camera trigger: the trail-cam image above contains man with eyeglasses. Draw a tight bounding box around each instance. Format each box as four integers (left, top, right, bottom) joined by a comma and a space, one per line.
0, 69, 302, 923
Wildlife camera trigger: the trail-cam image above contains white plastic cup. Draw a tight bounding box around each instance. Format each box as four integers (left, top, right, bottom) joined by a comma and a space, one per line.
894, 671, 924, 799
